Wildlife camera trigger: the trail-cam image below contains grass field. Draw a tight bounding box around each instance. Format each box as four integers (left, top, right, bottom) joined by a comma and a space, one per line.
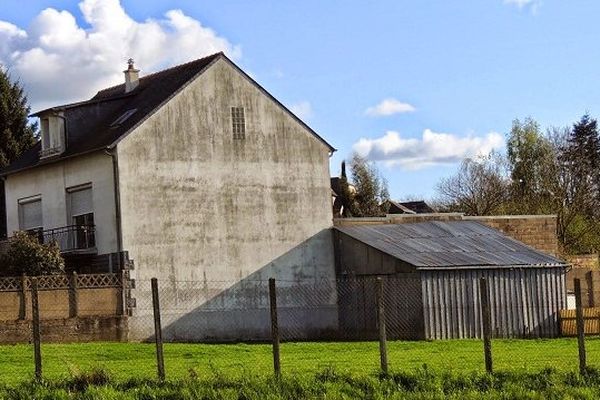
0, 337, 599, 385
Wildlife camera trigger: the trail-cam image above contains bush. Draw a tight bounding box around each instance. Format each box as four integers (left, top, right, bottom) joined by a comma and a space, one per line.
1, 231, 64, 276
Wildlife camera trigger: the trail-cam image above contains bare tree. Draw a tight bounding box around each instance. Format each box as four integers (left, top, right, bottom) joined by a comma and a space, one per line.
436, 154, 509, 216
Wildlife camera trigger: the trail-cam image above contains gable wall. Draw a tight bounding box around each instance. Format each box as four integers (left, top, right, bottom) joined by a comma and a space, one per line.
116, 59, 336, 339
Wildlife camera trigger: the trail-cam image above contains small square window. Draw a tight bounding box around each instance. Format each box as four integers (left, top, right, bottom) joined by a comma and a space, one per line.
231, 107, 245, 140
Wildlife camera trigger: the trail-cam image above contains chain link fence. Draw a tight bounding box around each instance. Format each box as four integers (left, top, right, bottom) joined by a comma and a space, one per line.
1, 274, 599, 383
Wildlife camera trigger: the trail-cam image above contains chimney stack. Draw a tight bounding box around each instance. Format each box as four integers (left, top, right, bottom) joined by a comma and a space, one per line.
123, 58, 139, 93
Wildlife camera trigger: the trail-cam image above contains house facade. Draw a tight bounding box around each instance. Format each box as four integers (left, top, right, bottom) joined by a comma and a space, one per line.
1, 53, 338, 340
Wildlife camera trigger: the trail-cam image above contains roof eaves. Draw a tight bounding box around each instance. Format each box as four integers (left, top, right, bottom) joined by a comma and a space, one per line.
0, 147, 108, 178
416, 263, 569, 270
106, 52, 223, 150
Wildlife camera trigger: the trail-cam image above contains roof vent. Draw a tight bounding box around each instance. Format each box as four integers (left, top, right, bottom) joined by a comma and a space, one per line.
123, 58, 139, 93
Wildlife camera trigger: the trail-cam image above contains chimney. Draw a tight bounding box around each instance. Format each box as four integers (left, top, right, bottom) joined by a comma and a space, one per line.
123, 58, 139, 93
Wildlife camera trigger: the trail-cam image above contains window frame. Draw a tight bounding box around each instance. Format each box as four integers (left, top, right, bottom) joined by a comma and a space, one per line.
231, 106, 246, 140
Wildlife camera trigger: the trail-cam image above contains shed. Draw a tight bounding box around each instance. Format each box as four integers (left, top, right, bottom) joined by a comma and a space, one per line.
334, 221, 568, 340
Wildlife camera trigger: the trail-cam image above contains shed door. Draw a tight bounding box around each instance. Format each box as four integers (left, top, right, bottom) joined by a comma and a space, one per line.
19, 199, 42, 231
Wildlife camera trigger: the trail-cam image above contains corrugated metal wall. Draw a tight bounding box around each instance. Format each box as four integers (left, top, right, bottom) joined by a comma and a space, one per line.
421, 267, 567, 339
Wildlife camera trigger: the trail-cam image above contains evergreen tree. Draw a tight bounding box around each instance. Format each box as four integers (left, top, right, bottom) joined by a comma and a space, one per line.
0, 68, 37, 169
563, 114, 600, 216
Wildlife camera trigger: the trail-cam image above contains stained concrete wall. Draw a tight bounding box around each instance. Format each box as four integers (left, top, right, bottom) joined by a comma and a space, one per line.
4, 152, 118, 255
116, 58, 336, 340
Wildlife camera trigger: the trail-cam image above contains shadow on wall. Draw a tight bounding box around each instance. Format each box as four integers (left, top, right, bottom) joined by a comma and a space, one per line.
128, 229, 339, 342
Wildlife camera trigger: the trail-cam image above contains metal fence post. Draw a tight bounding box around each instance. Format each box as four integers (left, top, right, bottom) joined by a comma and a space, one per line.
151, 278, 165, 381
479, 277, 493, 373
268, 278, 281, 377
31, 277, 42, 381
575, 278, 587, 374
376, 277, 388, 374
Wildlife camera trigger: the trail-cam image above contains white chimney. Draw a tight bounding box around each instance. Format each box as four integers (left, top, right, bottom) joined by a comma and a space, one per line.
123, 58, 139, 93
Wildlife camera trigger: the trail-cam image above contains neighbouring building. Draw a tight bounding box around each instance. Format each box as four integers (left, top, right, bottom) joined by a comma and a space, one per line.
385, 200, 435, 215
333, 220, 568, 339
0, 53, 338, 341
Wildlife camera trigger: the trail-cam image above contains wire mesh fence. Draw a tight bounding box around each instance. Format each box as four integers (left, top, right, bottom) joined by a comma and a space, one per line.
1, 274, 599, 383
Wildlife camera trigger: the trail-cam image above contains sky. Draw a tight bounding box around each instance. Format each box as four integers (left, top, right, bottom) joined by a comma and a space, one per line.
0, 0, 598, 200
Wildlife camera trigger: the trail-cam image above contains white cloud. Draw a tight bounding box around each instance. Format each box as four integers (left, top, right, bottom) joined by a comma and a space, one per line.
0, 0, 241, 111
365, 98, 415, 117
289, 101, 313, 121
504, 0, 542, 12
353, 129, 504, 170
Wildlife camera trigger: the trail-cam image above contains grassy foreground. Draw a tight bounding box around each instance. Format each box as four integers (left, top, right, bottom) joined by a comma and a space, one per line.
0, 338, 599, 398
3, 366, 600, 399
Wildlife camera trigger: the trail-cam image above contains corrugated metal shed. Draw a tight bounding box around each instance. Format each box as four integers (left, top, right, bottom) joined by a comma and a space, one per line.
334, 221, 566, 269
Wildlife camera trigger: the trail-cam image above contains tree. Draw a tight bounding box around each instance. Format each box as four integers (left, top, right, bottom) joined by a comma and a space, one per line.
0, 68, 37, 168
1, 231, 64, 276
0, 68, 37, 238
347, 153, 390, 217
561, 114, 600, 217
506, 117, 555, 214
436, 154, 509, 216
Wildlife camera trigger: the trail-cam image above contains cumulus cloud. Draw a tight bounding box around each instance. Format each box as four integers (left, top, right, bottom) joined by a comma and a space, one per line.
365, 98, 415, 117
0, 0, 241, 111
289, 101, 313, 121
353, 129, 504, 170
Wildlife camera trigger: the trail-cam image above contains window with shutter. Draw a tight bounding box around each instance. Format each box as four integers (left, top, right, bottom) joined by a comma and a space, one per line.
19, 198, 42, 231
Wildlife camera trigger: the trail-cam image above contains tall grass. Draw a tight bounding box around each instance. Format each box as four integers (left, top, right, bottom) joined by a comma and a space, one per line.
2, 366, 600, 399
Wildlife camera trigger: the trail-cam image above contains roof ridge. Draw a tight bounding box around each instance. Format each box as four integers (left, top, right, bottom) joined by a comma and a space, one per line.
94, 52, 223, 97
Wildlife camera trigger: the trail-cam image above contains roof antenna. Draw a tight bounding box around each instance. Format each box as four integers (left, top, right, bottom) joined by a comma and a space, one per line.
127, 58, 135, 70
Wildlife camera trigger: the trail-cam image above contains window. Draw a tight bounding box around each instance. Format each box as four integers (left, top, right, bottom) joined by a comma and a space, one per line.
18, 197, 42, 235
231, 107, 245, 140
110, 109, 138, 127
67, 185, 95, 248
39, 115, 65, 158
41, 119, 50, 149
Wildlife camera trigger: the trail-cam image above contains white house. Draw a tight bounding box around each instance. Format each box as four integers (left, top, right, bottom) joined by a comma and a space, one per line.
1, 53, 338, 340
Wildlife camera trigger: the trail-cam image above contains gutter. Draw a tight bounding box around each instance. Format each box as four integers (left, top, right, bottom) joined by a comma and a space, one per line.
104, 148, 123, 254
415, 263, 571, 271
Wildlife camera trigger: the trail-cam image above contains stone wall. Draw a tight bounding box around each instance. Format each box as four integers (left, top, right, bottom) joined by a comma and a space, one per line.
0, 273, 127, 343
564, 254, 600, 308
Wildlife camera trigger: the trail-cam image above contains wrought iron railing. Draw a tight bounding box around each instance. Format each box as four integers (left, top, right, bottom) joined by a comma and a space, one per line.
42, 224, 96, 253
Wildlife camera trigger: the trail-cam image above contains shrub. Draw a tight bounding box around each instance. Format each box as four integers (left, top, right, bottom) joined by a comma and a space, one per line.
2, 231, 64, 276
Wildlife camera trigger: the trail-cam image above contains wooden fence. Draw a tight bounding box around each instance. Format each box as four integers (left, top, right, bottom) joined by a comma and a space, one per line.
560, 307, 600, 335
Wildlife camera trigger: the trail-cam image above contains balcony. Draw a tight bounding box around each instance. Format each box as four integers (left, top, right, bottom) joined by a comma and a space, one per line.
38, 225, 96, 254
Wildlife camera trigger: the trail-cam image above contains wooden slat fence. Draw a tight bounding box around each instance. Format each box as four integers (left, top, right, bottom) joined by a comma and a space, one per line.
560, 307, 600, 336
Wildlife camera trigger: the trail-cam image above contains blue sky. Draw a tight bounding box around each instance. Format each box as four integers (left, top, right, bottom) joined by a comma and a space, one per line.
0, 0, 598, 199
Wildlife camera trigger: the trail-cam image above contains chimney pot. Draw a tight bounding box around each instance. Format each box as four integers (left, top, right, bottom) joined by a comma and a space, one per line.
123, 58, 140, 93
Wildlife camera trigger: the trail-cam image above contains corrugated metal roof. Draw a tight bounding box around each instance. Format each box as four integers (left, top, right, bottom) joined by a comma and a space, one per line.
335, 221, 566, 269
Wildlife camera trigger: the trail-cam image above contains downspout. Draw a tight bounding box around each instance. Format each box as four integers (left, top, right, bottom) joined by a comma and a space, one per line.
104, 148, 123, 254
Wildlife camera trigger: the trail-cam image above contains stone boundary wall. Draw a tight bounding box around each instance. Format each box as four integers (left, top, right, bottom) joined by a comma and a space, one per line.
334, 213, 559, 256
0, 273, 128, 343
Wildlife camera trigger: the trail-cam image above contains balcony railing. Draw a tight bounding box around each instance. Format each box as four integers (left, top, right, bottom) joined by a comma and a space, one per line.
40, 225, 96, 253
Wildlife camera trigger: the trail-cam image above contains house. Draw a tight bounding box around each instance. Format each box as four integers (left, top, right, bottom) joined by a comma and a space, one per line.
333, 220, 568, 340
0, 53, 338, 340
385, 200, 435, 215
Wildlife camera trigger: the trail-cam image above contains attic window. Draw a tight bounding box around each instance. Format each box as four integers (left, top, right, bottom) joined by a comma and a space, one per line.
111, 109, 137, 127
231, 107, 245, 140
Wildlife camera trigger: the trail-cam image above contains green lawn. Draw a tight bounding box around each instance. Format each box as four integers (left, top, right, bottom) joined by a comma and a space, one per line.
0, 338, 598, 385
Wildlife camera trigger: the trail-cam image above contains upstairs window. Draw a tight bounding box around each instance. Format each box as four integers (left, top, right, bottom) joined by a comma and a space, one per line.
231, 107, 245, 140
39, 114, 65, 158
18, 197, 42, 233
